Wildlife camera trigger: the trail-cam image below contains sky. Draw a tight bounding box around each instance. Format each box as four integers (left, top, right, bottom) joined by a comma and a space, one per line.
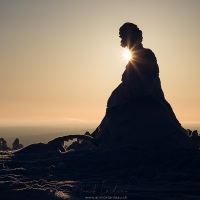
0, 0, 199, 127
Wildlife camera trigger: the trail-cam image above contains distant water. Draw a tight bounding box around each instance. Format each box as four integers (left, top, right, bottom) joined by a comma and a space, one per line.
0, 125, 96, 148
0, 123, 199, 149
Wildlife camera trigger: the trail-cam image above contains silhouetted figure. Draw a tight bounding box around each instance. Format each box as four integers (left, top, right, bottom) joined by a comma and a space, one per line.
107, 22, 181, 128
12, 138, 23, 150
92, 22, 195, 149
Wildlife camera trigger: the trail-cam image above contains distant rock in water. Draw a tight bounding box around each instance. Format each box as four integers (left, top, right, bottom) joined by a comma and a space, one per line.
12, 138, 23, 150
0, 138, 10, 151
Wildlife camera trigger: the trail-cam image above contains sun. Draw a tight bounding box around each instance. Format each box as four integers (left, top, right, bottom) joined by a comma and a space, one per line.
123, 48, 132, 62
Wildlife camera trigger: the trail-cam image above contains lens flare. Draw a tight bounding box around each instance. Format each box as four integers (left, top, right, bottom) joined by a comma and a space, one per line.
123, 48, 132, 62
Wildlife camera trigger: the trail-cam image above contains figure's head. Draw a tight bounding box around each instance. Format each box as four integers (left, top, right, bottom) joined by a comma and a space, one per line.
119, 22, 143, 49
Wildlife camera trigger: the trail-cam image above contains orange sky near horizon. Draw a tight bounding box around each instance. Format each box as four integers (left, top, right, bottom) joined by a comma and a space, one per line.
0, 0, 199, 126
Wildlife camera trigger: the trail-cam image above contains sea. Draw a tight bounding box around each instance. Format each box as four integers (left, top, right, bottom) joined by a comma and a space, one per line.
0, 124, 97, 148
0, 123, 200, 149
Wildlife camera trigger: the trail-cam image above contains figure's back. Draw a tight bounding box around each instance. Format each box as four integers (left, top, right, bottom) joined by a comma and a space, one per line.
107, 48, 164, 108
122, 48, 159, 84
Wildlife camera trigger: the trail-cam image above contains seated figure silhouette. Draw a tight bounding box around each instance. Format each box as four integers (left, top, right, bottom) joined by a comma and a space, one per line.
107, 22, 181, 129
91, 22, 194, 148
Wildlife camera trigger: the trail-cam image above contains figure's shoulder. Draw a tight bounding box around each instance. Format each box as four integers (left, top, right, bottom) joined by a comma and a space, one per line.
140, 48, 157, 65
143, 48, 156, 59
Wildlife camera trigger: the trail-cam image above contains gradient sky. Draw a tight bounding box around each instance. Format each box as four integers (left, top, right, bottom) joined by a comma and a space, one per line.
0, 0, 199, 126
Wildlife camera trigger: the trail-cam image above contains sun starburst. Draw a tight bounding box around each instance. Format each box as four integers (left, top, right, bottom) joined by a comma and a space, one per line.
123, 48, 132, 62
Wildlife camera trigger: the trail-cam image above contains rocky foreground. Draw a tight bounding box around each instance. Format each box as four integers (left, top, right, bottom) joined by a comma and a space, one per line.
1, 142, 200, 200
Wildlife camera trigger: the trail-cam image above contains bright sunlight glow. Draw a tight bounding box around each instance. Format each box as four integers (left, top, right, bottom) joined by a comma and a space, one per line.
123, 48, 132, 62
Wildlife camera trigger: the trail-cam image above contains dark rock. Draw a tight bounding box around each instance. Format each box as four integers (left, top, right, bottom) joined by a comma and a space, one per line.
187, 129, 193, 136
191, 130, 200, 148
192, 130, 199, 137
94, 98, 195, 149
14, 134, 97, 155
12, 138, 23, 150
0, 138, 10, 151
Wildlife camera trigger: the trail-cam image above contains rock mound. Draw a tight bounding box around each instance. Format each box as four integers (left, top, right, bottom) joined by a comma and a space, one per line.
0, 138, 10, 151
94, 97, 196, 149
12, 138, 23, 150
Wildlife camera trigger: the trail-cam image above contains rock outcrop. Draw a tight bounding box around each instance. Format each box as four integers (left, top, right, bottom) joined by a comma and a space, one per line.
0, 138, 10, 151
191, 130, 200, 148
92, 97, 195, 149
12, 138, 23, 150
